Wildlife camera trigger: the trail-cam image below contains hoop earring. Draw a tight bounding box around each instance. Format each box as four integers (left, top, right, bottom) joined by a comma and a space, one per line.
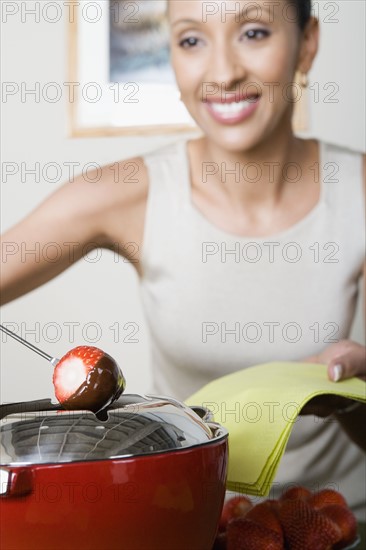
292, 71, 309, 133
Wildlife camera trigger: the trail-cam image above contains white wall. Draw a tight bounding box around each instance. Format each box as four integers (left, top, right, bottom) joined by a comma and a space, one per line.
1, 1, 365, 404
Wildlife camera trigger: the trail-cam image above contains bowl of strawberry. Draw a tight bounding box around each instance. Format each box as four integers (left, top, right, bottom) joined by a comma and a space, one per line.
0, 345, 229, 550
213, 488, 360, 550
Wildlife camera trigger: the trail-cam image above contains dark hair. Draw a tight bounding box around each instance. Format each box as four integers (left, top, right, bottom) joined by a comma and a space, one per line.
291, 0, 312, 30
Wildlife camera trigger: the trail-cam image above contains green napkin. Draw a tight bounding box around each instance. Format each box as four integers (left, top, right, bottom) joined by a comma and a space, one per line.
185, 362, 366, 496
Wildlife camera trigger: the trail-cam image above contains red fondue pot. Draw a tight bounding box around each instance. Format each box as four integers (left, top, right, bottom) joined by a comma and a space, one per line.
0, 395, 228, 550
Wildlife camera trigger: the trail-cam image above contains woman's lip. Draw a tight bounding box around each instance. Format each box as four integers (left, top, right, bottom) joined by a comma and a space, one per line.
204, 96, 260, 124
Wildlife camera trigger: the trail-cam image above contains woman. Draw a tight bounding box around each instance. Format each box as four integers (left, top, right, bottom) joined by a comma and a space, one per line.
1, 0, 365, 518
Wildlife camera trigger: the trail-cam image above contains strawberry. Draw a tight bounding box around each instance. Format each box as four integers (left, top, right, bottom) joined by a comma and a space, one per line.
53, 345, 125, 412
245, 501, 283, 543
226, 518, 282, 550
280, 485, 312, 501
320, 505, 358, 549
218, 496, 253, 532
278, 499, 342, 550
309, 489, 348, 511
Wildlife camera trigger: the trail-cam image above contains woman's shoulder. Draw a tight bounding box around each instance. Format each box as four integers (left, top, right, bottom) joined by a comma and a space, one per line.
304, 137, 365, 194
99, 155, 148, 187
315, 140, 365, 228
97, 138, 188, 190
321, 140, 365, 190
319, 139, 364, 164
91, 137, 193, 219
141, 138, 188, 163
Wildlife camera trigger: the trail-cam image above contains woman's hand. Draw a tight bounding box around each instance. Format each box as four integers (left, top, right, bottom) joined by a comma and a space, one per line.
299, 340, 366, 450
300, 340, 366, 417
306, 339, 366, 383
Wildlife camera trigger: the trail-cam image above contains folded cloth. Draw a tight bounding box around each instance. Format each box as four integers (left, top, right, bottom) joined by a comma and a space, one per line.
185, 362, 366, 496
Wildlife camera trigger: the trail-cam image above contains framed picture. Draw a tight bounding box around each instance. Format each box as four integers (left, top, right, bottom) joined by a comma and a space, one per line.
68, 0, 197, 137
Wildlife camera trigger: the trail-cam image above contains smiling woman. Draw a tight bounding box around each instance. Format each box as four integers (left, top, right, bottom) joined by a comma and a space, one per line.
1, 0, 365, 527
169, 0, 318, 151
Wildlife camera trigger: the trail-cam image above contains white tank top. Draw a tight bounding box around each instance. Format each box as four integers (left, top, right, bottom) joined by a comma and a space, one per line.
140, 138, 365, 518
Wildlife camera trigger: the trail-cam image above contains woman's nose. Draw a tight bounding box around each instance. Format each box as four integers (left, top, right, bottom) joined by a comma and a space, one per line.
205, 43, 247, 92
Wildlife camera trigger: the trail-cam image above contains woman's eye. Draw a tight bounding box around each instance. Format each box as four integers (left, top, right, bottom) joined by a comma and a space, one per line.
244, 28, 270, 40
179, 36, 200, 49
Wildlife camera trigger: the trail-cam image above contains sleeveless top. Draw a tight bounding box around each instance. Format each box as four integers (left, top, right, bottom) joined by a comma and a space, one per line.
139, 139, 365, 519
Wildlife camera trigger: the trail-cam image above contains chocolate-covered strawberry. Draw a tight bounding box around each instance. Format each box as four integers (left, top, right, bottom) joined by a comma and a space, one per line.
53, 346, 125, 412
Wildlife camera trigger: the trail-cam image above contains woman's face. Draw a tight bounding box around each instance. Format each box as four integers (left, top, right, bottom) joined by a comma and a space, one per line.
169, 0, 317, 151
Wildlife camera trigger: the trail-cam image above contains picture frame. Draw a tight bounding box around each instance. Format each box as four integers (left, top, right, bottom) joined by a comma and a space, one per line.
68, 0, 197, 137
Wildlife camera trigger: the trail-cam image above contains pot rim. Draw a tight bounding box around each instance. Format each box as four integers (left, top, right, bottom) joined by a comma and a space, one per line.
1, 423, 228, 468
0, 397, 228, 467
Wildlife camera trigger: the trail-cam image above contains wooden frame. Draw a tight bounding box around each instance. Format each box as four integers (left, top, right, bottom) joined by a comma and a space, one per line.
67, 0, 197, 137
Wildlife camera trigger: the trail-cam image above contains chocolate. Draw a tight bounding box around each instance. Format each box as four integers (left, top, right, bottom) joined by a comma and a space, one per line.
61, 354, 126, 413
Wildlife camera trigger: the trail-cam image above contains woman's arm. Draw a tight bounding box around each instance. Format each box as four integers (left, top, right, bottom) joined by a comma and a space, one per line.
301, 154, 366, 450
0, 157, 148, 305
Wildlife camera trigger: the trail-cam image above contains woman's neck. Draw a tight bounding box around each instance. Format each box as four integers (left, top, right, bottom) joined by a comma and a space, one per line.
187, 122, 320, 237
195, 128, 305, 209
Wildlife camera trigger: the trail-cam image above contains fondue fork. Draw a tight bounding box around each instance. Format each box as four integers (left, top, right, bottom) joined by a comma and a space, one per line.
0, 324, 59, 366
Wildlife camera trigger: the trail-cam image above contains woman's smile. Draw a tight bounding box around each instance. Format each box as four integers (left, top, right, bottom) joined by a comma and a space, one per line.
204, 95, 261, 124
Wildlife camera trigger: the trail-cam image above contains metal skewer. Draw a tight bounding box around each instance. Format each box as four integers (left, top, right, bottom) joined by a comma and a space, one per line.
0, 324, 59, 366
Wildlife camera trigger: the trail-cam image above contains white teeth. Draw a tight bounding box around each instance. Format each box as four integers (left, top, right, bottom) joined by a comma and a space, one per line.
209, 99, 256, 117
